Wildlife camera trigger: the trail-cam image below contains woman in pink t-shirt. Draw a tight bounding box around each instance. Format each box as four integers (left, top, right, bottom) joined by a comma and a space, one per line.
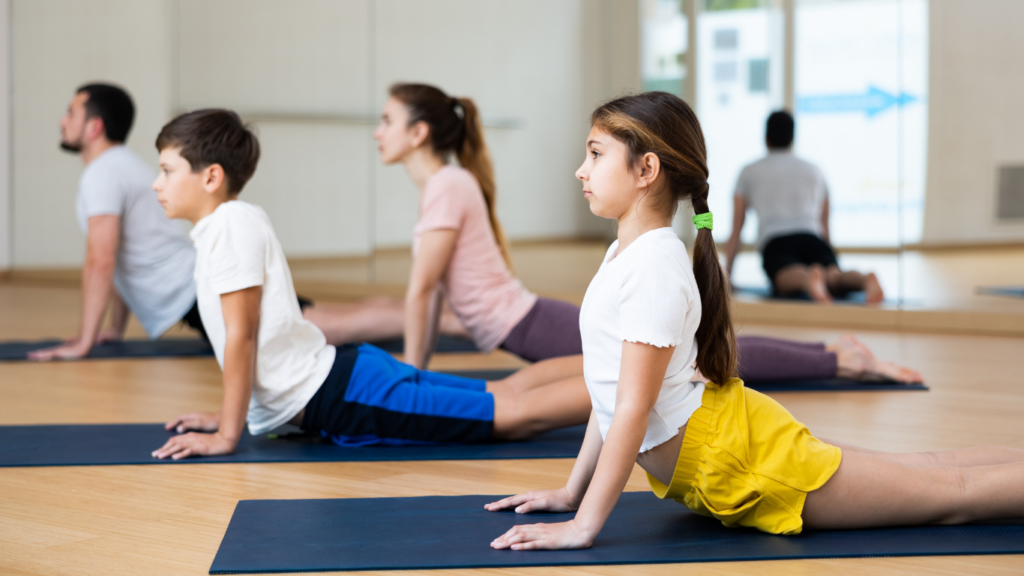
371, 83, 583, 369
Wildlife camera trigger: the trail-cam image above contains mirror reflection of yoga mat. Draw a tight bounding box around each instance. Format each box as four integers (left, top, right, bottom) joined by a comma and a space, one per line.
0, 335, 478, 361
209, 492, 1024, 574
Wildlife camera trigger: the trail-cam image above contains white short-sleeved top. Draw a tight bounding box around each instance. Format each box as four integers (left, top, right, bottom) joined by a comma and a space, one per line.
75, 146, 196, 338
190, 200, 335, 436
734, 150, 829, 250
579, 227, 704, 453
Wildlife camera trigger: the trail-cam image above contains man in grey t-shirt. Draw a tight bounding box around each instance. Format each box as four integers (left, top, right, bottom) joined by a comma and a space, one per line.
29, 84, 199, 360
724, 111, 883, 304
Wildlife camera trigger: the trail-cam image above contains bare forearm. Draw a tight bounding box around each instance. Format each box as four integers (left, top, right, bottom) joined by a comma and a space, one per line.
565, 413, 603, 504
573, 406, 649, 534
79, 258, 116, 344
219, 333, 255, 444
108, 291, 130, 334
404, 287, 437, 369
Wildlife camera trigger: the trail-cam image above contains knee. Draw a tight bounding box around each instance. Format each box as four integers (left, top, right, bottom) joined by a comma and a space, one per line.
493, 397, 540, 441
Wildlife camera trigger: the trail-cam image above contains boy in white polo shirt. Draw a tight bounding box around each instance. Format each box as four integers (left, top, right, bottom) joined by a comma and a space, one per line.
150, 109, 590, 459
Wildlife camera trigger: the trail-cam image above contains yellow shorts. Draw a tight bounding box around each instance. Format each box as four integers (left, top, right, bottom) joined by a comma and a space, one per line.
647, 378, 841, 535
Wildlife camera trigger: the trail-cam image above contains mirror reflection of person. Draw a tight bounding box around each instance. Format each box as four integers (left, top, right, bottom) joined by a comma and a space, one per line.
29, 84, 199, 360
724, 110, 884, 304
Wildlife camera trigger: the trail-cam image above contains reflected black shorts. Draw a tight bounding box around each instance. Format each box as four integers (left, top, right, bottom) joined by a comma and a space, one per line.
761, 233, 838, 288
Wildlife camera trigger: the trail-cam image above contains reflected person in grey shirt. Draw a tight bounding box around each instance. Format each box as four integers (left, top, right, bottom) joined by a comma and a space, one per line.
724, 111, 883, 304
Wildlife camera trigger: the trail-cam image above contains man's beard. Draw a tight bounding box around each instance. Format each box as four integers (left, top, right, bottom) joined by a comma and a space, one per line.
60, 138, 82, 153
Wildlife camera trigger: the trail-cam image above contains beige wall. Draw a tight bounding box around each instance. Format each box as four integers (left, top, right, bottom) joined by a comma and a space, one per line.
923, 0, 1024, 244
0, 0, 10, 269
8, 0, 639, 267
11, 0, 175, 267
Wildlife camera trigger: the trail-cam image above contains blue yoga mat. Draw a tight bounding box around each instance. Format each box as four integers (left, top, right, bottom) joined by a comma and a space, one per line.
209, 491, 1024, 573
0, 423, 586, 468
0, 338, 215, 361
977, 286, 1024, 299
0, 335, 478, 361
448, 369, 928, 393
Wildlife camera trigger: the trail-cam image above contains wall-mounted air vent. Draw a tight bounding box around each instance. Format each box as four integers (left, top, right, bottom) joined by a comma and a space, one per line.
996, 165, 1024, 220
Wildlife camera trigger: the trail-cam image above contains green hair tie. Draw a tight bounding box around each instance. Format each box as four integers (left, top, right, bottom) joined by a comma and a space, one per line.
693, 212, 713, 231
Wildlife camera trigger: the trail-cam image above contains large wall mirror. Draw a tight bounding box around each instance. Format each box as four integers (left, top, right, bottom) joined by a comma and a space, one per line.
6, 0, 1023, 331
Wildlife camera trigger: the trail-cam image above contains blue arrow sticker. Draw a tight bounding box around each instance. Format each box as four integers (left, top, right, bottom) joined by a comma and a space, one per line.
797, 86, 917, 118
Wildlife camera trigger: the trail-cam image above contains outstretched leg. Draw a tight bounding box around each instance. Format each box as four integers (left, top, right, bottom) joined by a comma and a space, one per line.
303, 296, 469, 345
826, 334, 923, 382
774, 263, 832, 303
803, 449, 1024, 529
487, 355, 583, 395
488, 355, 589, 440
825, 265, 884, 304
819, 439, 1024, 468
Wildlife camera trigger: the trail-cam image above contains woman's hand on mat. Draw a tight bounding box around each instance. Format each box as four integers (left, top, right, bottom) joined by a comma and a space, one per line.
165, 411, 221, 434
151, 431, 236, 460
27, 340, 92, 361
490, 519, 593, 551
484, 488, 579, 514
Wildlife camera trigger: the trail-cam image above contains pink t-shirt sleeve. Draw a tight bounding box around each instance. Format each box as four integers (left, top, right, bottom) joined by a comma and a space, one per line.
418, 173, 468, 233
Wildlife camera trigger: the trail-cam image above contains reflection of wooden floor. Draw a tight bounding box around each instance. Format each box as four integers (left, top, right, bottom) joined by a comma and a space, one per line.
1, 281, 1023, 574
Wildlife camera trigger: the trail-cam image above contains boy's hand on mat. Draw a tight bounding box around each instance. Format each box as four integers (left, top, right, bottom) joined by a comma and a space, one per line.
152, 431, 236, 460
490, 519, 593, 551
27, 341, 92, 361
484, 488, 578, 514
165, 411, 221, 434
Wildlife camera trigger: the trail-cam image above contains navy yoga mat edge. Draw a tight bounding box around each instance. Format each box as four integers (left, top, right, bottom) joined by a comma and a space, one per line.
209, 492, 1024, 574
0, 423, 587, 468
0, 338, 214, 361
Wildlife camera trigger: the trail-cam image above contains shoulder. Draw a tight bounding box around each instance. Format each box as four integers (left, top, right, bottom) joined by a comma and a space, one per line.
620, 230, 692, 278
427, 166, 480, 198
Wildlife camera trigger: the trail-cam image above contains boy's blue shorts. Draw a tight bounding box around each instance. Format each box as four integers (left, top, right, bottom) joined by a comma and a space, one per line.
300, 343, 494, 446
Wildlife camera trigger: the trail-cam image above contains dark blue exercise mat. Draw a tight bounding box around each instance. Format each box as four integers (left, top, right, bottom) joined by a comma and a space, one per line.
209, 491, 1024, 573
977, 286, 1024, 299
444, 369, 927, 392
0, 422, 586, 468
369, 335, 480, 353
0, 338, 214, 361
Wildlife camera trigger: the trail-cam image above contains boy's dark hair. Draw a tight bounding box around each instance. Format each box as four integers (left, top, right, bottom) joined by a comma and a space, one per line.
77, 83, 135, 143
765, 110, 794, 149
155, 109, 260, 195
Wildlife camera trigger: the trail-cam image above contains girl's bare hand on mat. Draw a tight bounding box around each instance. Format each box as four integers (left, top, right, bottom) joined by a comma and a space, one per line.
484, 488, 578, 514
152, 431, 236, 460
490, 519, 593, 551
165, 411, 221, 433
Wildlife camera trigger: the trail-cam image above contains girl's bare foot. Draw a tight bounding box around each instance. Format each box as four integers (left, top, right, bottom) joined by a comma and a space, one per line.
807, 265, 832, 304
827, 333, 923, 383
864, 273, 884, 304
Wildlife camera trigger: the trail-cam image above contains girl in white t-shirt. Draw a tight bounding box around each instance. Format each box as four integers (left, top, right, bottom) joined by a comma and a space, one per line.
486, 92, 1024, 549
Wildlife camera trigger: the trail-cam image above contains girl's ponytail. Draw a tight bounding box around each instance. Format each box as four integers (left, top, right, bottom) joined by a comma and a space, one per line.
389, 83, 513, 270
454, 97, 513, 270
689, 188, 736, 386
590, 92, 736, 385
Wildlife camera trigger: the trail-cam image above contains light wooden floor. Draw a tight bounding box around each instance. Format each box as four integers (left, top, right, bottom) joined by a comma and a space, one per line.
1, 282, 1023, 575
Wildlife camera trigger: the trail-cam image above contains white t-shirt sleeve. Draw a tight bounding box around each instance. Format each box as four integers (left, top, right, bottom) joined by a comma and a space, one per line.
733, 165, 750, 200
207, 209, 267, 295
618, 246, 694, 348
79, 167, 127, 218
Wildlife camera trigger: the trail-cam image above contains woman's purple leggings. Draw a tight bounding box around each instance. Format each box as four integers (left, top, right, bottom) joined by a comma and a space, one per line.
500, 300, 838, 380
